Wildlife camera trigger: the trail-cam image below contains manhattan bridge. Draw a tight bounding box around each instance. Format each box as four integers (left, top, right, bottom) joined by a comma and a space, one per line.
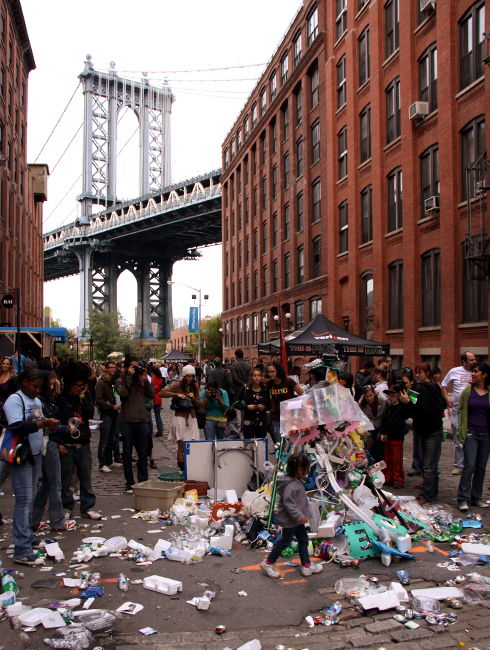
43, 56, 222, 341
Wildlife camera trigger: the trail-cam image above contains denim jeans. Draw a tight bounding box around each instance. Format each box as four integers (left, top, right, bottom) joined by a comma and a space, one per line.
412, 427, 423, 473
60, 444, 96, 514
419, 428, 443, 502
267, 523, 310, 565
32, 441, 65, 530
270, 420, 281, 444
9, 452, 42, 559
452, 417, 465, 469
243, 422, 268, 439
98, 416, 118, 468
457, 429, 490, 505
203, 419, 225, 441
121, 422, 150, 489
154, 405, 163, 437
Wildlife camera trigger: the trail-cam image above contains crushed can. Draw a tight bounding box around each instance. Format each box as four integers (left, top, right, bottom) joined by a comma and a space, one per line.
396, 570, 410, 585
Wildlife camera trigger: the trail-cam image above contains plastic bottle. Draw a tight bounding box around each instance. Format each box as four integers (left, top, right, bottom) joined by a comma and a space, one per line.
210, 546, 232, 557
426, 540, 435, 553
2, 574, 18, 594
118, 573, 130, 592
43, 638, 83, 649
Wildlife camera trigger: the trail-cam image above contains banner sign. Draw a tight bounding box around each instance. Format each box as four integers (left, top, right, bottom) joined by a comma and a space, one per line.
188, 307, 199, 333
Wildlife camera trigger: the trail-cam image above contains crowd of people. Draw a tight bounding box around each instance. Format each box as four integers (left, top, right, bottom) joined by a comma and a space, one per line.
0, 347, 489, 567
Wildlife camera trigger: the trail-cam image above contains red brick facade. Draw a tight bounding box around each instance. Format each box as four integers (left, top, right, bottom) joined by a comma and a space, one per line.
221, 0, 489, 373
0, 0, 46, 328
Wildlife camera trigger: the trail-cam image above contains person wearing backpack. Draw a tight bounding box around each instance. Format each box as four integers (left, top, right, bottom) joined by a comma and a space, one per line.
399, 364, 443, 505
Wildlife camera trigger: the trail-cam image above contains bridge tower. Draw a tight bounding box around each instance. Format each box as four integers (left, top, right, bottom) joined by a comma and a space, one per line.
74, 56, 175, 341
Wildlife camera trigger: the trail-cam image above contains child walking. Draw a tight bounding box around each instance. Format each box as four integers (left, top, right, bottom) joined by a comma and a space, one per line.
261, 453, 323, 578
380, 387, 408, 488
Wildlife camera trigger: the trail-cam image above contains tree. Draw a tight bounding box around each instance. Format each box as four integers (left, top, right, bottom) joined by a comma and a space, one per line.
87, 309, 134, 361
154, 341, 169, 359
50, 318, 76, 360
187, 314, 222, 358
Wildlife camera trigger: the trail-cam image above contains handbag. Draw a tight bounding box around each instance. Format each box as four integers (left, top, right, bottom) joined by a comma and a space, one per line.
0, 395, 34, 465
170, 396, 193, 411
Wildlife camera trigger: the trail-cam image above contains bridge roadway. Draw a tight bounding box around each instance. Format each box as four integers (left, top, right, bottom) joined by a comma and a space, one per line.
43, 169, 222, 340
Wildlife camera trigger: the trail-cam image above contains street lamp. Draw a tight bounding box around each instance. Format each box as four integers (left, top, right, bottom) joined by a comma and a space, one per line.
285, 312, 292, 331
167, 281, 208, 364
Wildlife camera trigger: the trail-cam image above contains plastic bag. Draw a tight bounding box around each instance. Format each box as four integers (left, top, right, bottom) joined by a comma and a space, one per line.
312, 385, 374, 431
241, 491, 271, 518
335, 577, 370, 598
279, 392, 318, 433
353, 484, 378, 510
412, 595, 440, 614
461, 583, 490, 604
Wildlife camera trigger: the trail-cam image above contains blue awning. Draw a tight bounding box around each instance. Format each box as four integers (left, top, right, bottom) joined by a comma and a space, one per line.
0, 327, 68, 343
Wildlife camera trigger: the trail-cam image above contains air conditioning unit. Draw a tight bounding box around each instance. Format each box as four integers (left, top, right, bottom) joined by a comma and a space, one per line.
425, 196, 440, 215
420, 0, 436, 15
476, 180, 487, 194
409, 101, 429, 120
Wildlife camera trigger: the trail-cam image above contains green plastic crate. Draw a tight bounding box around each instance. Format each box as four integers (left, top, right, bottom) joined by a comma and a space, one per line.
157, 471, 185, 482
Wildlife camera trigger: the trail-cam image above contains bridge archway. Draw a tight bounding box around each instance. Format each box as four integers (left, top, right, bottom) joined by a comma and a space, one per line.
116, 106, 140, 201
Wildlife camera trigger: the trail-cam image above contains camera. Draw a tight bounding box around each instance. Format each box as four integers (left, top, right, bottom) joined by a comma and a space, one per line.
134, 365, 145, 376
392, 380, 406, 393
210, 390, 218, 399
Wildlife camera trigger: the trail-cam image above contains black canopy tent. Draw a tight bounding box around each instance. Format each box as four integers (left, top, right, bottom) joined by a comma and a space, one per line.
159, 349, 195, 363
257, 314, 390, 358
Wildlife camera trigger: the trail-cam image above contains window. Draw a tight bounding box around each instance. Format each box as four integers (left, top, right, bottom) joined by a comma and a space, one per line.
253, 186, 257, 216
238, 241, 242, 268
307, 5, 319, 45
281, 53, 289, 85
311, 297, 322, 318
246, 275, 250, 302
231, 320, 235, 347
224, 322, 229, 348
246, 235, 250, 264
245, 315, 250, 345
312, 236, 321, 277
245, 196, 250, 223
225, 216, 229, 240
386, 77, 400, 143
272, 121, 277, 154
0, 14, 4, 44
312, 178, 321, 223
261, 133, 266, 165
418, 47, 437, 116
417, 1, 426, 25
230, 138, 235, 160
337, 55, 346, 108
244, 115, 249, 140
273, 212, 278, 247
0, 121, 3, 155
231, 176, 235, 202
420, 144, 439, 217
297, 138, 303, 177
225, 251, 229, 277
389, 260, 404, 329
252, 314, 258, 345
284, 202, 290, 240
336, 0, 347, 40
261, 311, 268, 342
263, 220, 267, 252
297, 192, 304, 232
224, 149, 229, 170
253, 147, 257, 176
7, 139, 11, 171
232, 210, 235, 236
293, 31, 302, 67
298, 246, 305, 284
263, 266, 268, 296
295, 86, 302, 125
463, 245, 488, 323
360, 185, 372, 244
8, 86, 12, 117
270, 72, 277, 101
254, 270, 258, 299
237, 318, 243, 346
387, 167, 403, 231
311, 65, 319, 108
262, 176, 267, 209
358, 0, 369, 10
283, 103, 289, 140
253, 228, 258, 259
272, 165, 277, 199
461, 116, 486, 200
339, 201, 348, 253
260, 87, 267, 116
245, 157, 249, 186
238, 279, 242, 305
359, 27, 370, 86
232, 246, 235, 272
311, 121, 320, 164
338, 127, 347, 179
459, 2, 486, 90
19, 168, 23, 196
385, 0, 399, 60
360, 104, 371, 163
8, 38, 12, 67
360, 273, 374, 340
295, 302, 305, 328
232, 283, 235, 307
21, 82, 25, 107
422, 249, 441, 326
252, 102, 257, 128
238, 202, 242, 230
285, 254, 291, 288
238, 167, 242, 194
237, 128, 242, 151
284, 152, 290, 189
273, 259, 278, 291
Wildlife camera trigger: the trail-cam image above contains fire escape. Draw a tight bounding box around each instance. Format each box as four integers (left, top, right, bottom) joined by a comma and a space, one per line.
464, 32, 490, 280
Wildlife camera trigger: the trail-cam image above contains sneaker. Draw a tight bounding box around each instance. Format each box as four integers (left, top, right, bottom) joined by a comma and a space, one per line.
459, 502, 469, 512
452, 468, 462, 476
126, 489, 133, 494
393, 484, 403, 489
34, 522, 49, 533
301, 563, 323, 577
260, 560, 280, 578
407, 471, 422, 477
109, 462, 122, 468
81, 511, 102, 520
471, 501, 490, 508
99, 465, 111, 473
73, 492, 80, 501
52, 520, 76, 532
149, 460, 157, 469
14, 555, 45, 566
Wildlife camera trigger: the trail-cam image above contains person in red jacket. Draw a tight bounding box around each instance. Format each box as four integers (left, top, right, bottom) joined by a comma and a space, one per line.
151, 366, 163, 438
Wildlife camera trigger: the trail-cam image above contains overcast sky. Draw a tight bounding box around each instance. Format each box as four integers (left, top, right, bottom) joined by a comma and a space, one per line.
22, 0, 301, 331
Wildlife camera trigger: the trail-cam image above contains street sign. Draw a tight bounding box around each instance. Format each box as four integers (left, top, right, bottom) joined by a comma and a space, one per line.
189, 306, 198, 333
1, 294, 13, 309
201, 329, 209, 332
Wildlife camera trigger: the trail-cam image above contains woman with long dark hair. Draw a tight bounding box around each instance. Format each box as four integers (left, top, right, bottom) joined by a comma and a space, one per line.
167, 362, 180, 386
235, 367, 272, 439
3, 365, 59, 565
266, 361, 303, 443
456, 362, 490, 511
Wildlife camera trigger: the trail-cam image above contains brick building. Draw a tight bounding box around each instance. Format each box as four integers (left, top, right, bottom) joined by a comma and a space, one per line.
169, 323, 193, 353
220, 0, 489, 374
0, 0, 47, 329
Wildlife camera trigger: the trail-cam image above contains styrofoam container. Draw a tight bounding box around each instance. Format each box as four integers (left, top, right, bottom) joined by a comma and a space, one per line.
104, 536, 128, 552
132, 480, 184, 511
165, 547, 193, 563
143, 575, 183, 595
0, 591, 16, 608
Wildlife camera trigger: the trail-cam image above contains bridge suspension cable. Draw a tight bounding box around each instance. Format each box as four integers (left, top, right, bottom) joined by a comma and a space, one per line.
34, 83, 81, 163
43, 174, 82, 226
98, 63, 267, 74
49, 123, 83, 176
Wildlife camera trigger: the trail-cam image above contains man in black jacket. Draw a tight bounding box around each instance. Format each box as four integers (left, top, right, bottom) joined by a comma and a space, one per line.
206, 357, 232, 393
95, 361, 120, 473
354, 361, 375, 401
380, 386, 408, 488
399, 370, 443, 505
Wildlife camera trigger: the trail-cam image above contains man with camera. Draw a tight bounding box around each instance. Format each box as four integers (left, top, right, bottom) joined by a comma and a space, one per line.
200, 380, 230, 440
115, 355, 154, 493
